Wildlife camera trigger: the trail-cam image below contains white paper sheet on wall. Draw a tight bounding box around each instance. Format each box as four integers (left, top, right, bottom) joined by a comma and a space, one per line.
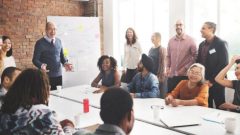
47, 16, 101, 88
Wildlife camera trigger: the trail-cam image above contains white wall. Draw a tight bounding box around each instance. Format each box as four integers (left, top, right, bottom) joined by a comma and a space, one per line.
103, 0, 114, 55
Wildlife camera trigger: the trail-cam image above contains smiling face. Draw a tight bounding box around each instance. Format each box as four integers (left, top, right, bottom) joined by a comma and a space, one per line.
235, 64, 240, 80
151, 34, 159, 45
175, 20, 184, 36
188, 66, 203, 83
3, 38, 12, 52
126, 29, 134, 40
102, 58, 111, 71
46, 22, 56, 39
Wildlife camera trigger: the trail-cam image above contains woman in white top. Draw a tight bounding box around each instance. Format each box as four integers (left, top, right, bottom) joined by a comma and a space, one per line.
123, 28, 142, 83
0, 36, 16, 74
2, 36, 16, 69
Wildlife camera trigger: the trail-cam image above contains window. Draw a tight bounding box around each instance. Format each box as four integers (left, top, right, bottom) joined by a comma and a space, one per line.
113, 0, 169, 68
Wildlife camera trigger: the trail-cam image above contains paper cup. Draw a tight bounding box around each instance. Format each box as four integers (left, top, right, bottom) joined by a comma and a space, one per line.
225, 117, 237, 133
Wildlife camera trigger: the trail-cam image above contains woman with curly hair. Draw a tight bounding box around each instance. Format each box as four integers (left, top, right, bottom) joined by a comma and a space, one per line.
91, 55, 121, 93
0, 68, 75, 134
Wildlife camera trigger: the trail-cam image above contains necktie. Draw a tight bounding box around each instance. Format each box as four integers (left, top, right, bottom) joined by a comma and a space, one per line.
51, 39, 54, 46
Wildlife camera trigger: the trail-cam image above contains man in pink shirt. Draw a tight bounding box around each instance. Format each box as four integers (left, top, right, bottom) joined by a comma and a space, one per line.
166, 19, 197, 93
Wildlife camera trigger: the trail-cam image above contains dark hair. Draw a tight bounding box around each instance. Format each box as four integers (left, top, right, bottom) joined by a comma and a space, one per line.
1, 67, 21, 84
204, 22, 216, 34
236, 59, 240, 64
97, 55, 117, 72
2, 35, 13, 57
1, 68, 50, 114
125, 27, 137, 45
100, 87, 133, 125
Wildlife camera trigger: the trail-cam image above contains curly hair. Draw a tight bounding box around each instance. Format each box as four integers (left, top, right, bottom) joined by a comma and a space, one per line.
97, 55, 117, 72
1, 68, 50, 114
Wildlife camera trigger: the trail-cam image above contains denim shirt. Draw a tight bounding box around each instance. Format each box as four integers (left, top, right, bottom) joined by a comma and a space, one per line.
127, 72, 159, 98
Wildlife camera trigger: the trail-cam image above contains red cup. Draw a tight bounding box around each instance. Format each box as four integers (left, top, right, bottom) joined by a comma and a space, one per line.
83, 98, 89, 113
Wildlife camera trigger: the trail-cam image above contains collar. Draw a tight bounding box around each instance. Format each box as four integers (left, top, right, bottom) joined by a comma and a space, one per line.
96, 124, 126, 135
205, 36, 215, 44
44, 36, 55, 44
141, 72, 150, 80
174, 33, 187, 40
0, 87, 8, 95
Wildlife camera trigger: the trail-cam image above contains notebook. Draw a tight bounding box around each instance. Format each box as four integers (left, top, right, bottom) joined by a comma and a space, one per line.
159, 115, 201, 128
201, 111, 235, 124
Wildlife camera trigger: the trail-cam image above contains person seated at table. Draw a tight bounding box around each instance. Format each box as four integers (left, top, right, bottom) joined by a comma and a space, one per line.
0, 67, 21, 107
0, 68, 75, 134
127, 54, 159, 98
215, 55, 240, 112
91, 55, 121, 93
165, 63, 209, 107
74, 87, 135, 135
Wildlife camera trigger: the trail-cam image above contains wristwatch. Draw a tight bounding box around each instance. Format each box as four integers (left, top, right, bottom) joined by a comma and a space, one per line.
236, 106, 240, 112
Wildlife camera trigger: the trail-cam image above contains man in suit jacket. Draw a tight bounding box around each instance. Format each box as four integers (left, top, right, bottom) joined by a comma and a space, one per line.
197, 22, 229, 109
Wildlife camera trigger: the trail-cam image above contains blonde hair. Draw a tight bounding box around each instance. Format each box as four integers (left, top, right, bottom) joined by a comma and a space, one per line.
188, 63, 205, 84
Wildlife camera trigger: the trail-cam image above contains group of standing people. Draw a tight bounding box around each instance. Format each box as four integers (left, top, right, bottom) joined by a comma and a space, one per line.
91, 19, 237, 112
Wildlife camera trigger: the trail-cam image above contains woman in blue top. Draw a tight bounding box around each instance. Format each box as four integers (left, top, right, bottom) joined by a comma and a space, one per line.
215, 55, 240, 112
91, 55, 121, 93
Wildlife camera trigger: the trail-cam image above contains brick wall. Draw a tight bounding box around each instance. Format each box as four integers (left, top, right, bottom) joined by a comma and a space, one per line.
0, 0, 85, 69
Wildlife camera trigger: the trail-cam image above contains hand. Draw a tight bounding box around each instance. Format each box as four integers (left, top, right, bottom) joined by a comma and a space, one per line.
165, 95, 173, 105
1, 43, 8, 52
60, 119, 75, 128
230, 55, 240, 65
130, 93, 136, 98
41, 63, 49, 72
177, 67, 187, 75
64, 63, 73, 72
171, 99, 180, 107
205, 80, 213, 88
93, 89, 105, 93
166, 68, 171, 77
219, 103, 236, 110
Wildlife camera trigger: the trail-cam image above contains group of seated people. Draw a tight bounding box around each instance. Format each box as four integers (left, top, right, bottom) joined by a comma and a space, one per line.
0, 67, 133, 135
91, 54, 240, 112
0, 54, 239, 134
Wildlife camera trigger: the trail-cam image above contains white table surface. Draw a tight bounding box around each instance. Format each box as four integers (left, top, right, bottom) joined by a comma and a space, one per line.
51, 85, 240, 135
49, 95, 183, 135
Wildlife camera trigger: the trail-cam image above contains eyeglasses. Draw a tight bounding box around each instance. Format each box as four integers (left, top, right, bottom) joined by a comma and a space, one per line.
189, 70, 202, 76
176, 23, 183, 27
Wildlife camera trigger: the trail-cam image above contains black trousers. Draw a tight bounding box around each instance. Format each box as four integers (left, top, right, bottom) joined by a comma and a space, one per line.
125, 68, 138, 84
208, 84, 225, 108
49, 76, 62, 90
167, 76, 188, 93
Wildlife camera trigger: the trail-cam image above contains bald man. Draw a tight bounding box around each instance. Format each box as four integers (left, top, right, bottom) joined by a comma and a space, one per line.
166, 19, 197, 93
32, 22, 72, 90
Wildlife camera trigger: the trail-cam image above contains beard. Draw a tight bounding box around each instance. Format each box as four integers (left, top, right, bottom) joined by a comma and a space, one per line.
137, 66, 143, 72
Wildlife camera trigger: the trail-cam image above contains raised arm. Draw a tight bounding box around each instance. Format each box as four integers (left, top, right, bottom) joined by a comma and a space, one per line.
215, 55, 240, 88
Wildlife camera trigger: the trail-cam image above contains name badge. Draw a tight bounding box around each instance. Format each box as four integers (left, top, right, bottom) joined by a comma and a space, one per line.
209, 49, 216, 54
